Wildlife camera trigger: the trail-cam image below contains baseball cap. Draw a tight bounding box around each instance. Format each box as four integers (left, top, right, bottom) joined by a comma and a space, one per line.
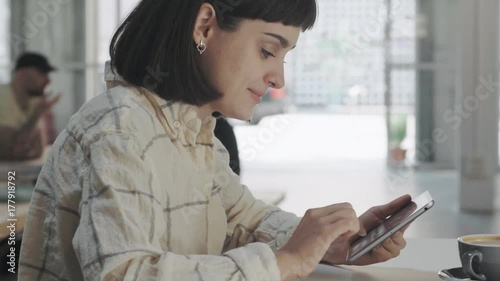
15, 52, 57, 73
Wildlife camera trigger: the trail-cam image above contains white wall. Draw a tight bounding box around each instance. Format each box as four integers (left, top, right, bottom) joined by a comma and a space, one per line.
456, 0, 499, 212
432, 0, 459, 169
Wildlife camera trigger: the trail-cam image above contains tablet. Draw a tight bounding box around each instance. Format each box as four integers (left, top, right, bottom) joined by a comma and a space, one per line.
347, 191, 435, 263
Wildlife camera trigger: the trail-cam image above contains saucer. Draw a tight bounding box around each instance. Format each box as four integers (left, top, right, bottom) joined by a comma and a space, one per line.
438, 267, 478, 281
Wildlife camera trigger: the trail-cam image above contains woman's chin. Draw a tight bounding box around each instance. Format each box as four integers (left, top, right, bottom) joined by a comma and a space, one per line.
223, 110, 254, 121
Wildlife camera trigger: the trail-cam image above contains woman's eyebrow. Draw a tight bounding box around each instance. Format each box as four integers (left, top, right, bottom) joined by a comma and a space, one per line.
262, 32, 296, 50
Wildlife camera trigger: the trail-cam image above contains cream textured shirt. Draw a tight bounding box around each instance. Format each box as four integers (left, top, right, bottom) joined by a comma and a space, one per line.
18, 66, 300, 281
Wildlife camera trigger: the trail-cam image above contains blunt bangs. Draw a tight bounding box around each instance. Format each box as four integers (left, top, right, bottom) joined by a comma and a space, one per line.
208, 0, 318, 32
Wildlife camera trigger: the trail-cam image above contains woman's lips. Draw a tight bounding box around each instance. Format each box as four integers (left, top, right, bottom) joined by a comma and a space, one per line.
249, 89, 263, 103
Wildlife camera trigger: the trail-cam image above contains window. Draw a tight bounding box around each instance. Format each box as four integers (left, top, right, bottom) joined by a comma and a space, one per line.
97, 0, 139, 64
0, 0, 10, 83
86, 0, 140, 100
286, 0, 417, 112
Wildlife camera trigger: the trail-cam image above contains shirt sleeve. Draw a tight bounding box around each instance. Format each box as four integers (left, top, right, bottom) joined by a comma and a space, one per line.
73, 132, 282, 281
214, 139, 301, 253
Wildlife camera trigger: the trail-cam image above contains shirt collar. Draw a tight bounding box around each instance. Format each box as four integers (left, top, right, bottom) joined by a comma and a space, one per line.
104, 61, 216, 147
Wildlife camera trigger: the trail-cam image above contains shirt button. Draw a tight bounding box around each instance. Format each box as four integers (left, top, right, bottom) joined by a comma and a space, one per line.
173, 121, 181, 128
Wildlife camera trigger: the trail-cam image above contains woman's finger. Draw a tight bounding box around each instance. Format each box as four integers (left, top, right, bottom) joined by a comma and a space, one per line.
390, 232, 407, 248
400, 224, 411, 234
369, 195, 412, 221
319, 208, 357, 224
304, 202, 354, 218
326, 217, 360, 240
373, 237, 402, 260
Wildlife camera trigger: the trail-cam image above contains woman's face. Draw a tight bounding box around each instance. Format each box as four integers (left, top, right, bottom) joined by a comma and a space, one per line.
197, 18, 300, 120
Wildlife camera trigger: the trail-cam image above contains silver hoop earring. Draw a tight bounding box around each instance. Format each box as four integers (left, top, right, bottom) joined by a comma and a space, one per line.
197, 39, 207, 55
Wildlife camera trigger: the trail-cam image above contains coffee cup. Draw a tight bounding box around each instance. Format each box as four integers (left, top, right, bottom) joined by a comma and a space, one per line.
458, 234, 500, 280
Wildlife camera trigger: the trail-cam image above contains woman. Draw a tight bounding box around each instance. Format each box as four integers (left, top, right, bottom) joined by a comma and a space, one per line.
18, 0, 411, 280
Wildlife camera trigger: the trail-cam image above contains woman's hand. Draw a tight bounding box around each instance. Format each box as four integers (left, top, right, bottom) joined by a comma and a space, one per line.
275, 203, 361, 280
320, 195, 412, 266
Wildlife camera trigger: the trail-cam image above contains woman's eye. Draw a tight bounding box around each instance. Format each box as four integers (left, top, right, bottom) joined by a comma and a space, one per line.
261, 48, 276, 59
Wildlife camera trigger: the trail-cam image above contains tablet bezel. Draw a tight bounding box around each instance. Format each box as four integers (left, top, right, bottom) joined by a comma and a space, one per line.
347, 191, 435, 263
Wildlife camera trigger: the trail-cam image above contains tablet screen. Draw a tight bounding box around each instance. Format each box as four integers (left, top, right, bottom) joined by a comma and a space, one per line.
348, 191, 433, 261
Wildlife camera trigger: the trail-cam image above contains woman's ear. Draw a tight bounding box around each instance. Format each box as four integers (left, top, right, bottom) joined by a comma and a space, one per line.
193, 3, 218, 45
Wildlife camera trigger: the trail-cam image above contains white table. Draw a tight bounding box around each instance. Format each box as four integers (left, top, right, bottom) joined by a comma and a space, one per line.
252, 190, 286, 206
306, 238, 460, 281
376, 238, 459, 272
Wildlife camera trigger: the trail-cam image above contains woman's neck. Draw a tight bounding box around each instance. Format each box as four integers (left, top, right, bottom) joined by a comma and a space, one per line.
193, 103, 214, 120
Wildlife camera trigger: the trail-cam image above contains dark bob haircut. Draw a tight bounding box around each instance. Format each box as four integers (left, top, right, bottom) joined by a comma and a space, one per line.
110, 0, 317, 106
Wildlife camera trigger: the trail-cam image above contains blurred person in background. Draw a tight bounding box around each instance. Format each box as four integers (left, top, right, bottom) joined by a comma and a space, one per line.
0, 52, 60, 161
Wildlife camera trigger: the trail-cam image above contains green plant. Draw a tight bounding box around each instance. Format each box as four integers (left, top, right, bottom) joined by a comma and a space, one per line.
389, 114, 407, 148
